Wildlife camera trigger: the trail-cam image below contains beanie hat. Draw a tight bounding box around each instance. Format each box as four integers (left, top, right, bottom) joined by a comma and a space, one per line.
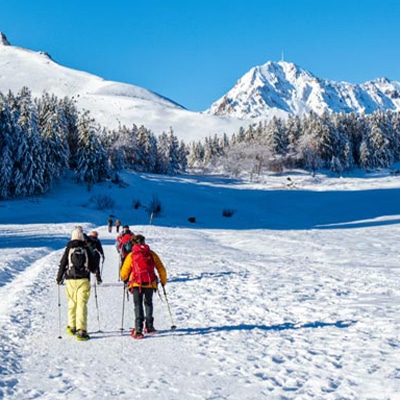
133, 234, 145, 244
71, 227, 84, 241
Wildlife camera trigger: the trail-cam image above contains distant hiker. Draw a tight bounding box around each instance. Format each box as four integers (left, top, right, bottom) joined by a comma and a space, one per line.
115, 219, 121, 233
108, 216, 113, 233
117, 225, 135, 263
120, 234, 167, 339
56, 226, 100, 341
85, 230, 105, 281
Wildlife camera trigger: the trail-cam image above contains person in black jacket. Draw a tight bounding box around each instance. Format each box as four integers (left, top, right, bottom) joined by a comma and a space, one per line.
56, 226, 100, 341
85, 230, 104, 283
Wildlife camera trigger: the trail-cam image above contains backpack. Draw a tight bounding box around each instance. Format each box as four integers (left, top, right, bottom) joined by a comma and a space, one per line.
87, 236, 101, 260
67, 246, 89, 278
130, 243, 156, 286
120, 233, 134, 259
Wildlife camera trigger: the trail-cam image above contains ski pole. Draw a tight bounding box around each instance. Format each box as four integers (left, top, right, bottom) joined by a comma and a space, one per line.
118, 256, 122, 281
93, 281, 101, 332
100, 255, 105, 276
57, 284, 62, 339
120, 283, 126, 333
162, 286, 176, 330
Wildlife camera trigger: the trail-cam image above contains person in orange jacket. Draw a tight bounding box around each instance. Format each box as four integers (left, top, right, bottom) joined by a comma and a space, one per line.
120, 234, 167, 339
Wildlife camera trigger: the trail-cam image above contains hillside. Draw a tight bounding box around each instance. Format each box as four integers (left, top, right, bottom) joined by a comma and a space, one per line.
0, 32, 245, 142
2, 32, 400, 144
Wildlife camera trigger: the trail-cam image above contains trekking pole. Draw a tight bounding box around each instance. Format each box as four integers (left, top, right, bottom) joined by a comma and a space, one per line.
101, 257, 105, 276
120, 283, 126, 334
162, 286, 176, 330
57, 285, 62, 339
118, 256, 122, 281
93, 281, 101, 332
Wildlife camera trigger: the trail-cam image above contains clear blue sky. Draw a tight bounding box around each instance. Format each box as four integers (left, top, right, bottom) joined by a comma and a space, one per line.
0, 0, 399, 111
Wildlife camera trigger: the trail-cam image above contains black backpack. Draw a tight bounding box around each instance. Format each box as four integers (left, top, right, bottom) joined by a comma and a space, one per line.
86, 236, 98, 257
67, 246, 89, 277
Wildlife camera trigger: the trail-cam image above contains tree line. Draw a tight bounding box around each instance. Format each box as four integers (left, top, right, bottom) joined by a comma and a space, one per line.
0, 88, 186, 200
189, 111, 400, 177
1, 87, 400, 200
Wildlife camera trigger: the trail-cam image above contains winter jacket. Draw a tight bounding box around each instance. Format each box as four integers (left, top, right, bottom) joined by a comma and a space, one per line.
120, 249, 167, 290
57, 239, 93, 283
87, 235, 104, 259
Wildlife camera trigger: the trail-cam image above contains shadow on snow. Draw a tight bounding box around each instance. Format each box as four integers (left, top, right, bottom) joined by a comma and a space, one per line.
166, 320, 357, 336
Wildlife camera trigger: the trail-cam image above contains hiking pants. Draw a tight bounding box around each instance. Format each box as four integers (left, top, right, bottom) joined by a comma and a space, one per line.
66, 278, 91, 331
132, 287, 154, 333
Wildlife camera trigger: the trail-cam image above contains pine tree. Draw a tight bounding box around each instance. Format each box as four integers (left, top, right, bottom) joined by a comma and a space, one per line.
59, 96, 80, 169
0, 93, 13, 199
74, 111, 109, 189
156, 132, 169, 174
366, 112, 393, 168
16, 87, 45, 196
7, 89, 26, 197
166, 129, 180, 175
37, 93, 70, 191
265, 116, 288, 156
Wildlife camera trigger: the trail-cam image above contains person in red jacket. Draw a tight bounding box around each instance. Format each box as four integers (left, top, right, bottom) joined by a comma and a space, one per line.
117, 226, 135, 261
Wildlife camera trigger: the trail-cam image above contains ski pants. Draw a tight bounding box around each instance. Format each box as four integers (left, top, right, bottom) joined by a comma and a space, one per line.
132, 287, 154, 332
66, 278, 91, 331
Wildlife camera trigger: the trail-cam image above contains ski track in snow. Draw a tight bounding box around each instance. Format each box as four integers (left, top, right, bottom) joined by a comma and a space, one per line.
1, 223, 400, 399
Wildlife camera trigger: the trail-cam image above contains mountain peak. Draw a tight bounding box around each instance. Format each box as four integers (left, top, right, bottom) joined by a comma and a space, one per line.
207, 59, 400, 118
0, 32, 11, 46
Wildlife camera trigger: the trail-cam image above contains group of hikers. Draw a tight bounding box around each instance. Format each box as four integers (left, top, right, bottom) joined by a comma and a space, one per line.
56, 224, 167, 341
107, 216, 121, 233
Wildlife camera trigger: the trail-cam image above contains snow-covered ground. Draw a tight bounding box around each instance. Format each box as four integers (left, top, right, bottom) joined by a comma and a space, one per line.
1, 169, 400, 399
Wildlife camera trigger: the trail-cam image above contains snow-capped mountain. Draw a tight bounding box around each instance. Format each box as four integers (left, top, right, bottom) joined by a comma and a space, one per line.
1, 31, 400, 141
206, 61, 400, 119
0, 32, 245, 142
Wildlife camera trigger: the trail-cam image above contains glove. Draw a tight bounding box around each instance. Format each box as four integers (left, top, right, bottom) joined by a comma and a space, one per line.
97, 278, 102, 285
56, 279, 63, 285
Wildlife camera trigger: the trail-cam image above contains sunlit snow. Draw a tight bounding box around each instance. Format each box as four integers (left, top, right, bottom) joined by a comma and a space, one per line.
1, 169, 400, 399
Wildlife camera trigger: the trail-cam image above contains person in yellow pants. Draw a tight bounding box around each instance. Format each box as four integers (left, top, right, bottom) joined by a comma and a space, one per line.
56, 226, 100, 341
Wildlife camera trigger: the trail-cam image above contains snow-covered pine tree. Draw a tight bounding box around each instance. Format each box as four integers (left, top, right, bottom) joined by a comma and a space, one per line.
37, 92, 70, 191
74, 111, 109, 189
365, 111, 393, 168
0, 93, 13, 199
16, 87, 45, 196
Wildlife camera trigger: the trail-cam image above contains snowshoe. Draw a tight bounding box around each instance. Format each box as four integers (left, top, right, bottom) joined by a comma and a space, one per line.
130, 329, 144, 339
66, 326, 76, 336
76, 330, 90, 341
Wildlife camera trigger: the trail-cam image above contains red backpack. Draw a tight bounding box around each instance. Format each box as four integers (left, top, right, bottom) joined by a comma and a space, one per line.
119, 232, 134, 260
130, 243, 157, 286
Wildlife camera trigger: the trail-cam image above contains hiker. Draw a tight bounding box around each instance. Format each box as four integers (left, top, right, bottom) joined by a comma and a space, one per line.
85, 230, 105, 283
117, 225, 135, 263
107, 216, 113, 233
115, 219, 121, 233
56, 226, 100, 341
120, 234, 167, 339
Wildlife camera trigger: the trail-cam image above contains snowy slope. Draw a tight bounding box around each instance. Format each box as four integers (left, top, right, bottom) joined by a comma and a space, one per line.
0, 32, 245, 142
207, 61, 400, 119
1, 170, 400, 399
3, 31, 400, 143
